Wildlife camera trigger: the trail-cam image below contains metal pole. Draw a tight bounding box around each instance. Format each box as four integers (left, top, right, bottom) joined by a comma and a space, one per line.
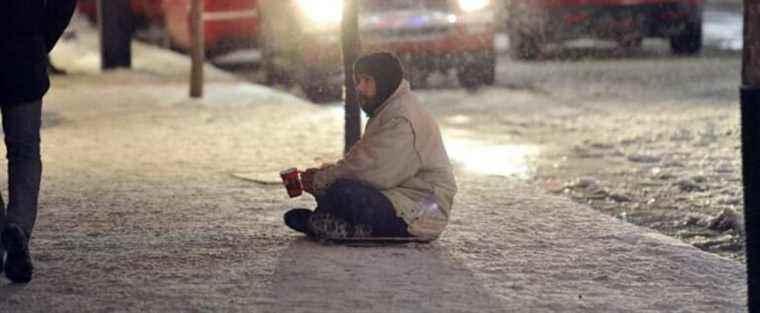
342, 0, 362, 154
190, 0, 205, 98
98, 0, 133, 69
742, 0, 760, 311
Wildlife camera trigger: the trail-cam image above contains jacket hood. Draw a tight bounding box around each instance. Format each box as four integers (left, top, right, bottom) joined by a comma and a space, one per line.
372, 80, 410, 118
353, 52, 404, 117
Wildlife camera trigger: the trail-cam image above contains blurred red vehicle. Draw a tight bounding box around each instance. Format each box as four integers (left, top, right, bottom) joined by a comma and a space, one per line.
77, 0, 164, 26
258, 0, 497, 102
162, 0, 259, 57
77, 0, 259, 57
506, 0, 704, 59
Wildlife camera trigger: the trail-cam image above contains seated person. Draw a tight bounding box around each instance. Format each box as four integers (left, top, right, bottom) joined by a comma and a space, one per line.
284, 52, 457, 241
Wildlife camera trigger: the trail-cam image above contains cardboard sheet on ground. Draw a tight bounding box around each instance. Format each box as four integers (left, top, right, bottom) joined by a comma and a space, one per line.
230, 171, 281, 185
322, 236, 431, 247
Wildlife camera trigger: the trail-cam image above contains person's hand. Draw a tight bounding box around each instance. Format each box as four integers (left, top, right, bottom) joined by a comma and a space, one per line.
301, 168, 319, 194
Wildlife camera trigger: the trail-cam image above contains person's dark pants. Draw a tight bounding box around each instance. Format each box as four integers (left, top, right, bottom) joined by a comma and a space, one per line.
313, 179, 411, 237
0, 100, 42, 248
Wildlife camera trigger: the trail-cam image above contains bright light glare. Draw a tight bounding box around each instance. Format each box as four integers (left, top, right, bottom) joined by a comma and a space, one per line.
298, 0, 343, 25
445, 137, 537, 178
458, 0, 489, 12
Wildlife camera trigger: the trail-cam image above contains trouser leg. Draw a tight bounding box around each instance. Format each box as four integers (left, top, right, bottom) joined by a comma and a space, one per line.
1, 100, 43, 239
0, 193, 4, 258
314, 179, 410, 237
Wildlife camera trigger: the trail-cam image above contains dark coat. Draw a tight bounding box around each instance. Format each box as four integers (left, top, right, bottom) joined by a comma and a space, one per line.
0, 0, 77, 105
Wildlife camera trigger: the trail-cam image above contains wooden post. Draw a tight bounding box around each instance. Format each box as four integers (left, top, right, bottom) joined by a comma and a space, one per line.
190, 0, 205, 98
342, 0, 362, 154
98, 0, 133, 69
742, 1, 760, 311
743, 2, 760, 86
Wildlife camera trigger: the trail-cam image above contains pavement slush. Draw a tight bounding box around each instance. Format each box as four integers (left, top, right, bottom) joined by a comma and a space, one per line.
3, 17, 745, 312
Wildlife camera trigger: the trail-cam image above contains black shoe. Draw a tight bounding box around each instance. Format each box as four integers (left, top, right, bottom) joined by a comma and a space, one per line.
2, 224, 33, 283
284, 208, 313, 235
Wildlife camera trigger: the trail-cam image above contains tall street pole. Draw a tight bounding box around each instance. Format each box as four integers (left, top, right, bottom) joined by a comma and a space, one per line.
190, 0, 205, 98
98, 0, 133, 69
742, 0, 760, 311
342, 0, 362, 154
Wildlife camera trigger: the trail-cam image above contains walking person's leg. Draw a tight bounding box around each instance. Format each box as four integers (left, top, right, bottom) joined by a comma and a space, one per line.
1, 100, 42, 283
0, 193, 5, 272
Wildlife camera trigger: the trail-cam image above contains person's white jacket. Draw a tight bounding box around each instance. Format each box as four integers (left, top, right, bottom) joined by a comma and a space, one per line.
313, 80, 457, 240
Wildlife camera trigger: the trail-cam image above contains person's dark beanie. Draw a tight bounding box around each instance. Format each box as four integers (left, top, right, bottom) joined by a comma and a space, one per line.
353, 52, 405, 112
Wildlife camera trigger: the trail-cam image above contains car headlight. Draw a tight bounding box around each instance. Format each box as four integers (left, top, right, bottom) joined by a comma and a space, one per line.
297, 0, 343, 25
458, 0, 490, 12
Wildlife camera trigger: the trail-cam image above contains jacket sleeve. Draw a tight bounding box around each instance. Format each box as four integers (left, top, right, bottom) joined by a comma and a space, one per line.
43, 0, 77, 52
313, 117, 422, 192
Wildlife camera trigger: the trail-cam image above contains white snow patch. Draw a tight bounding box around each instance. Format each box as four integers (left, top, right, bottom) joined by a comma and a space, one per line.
195, 83, 311, 107
131, 82, 312, 108
212, 49, 263, 65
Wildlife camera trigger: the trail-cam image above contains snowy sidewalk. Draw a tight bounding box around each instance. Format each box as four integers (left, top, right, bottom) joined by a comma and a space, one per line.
0, 19, 746, 312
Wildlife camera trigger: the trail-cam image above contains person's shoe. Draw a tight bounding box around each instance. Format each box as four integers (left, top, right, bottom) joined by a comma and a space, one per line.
2, 224, 33, 283
284, 208, 313, 235
307, 212, 352, 239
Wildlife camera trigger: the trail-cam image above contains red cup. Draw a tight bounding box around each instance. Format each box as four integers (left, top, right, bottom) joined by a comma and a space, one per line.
280, 168, 303, 198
